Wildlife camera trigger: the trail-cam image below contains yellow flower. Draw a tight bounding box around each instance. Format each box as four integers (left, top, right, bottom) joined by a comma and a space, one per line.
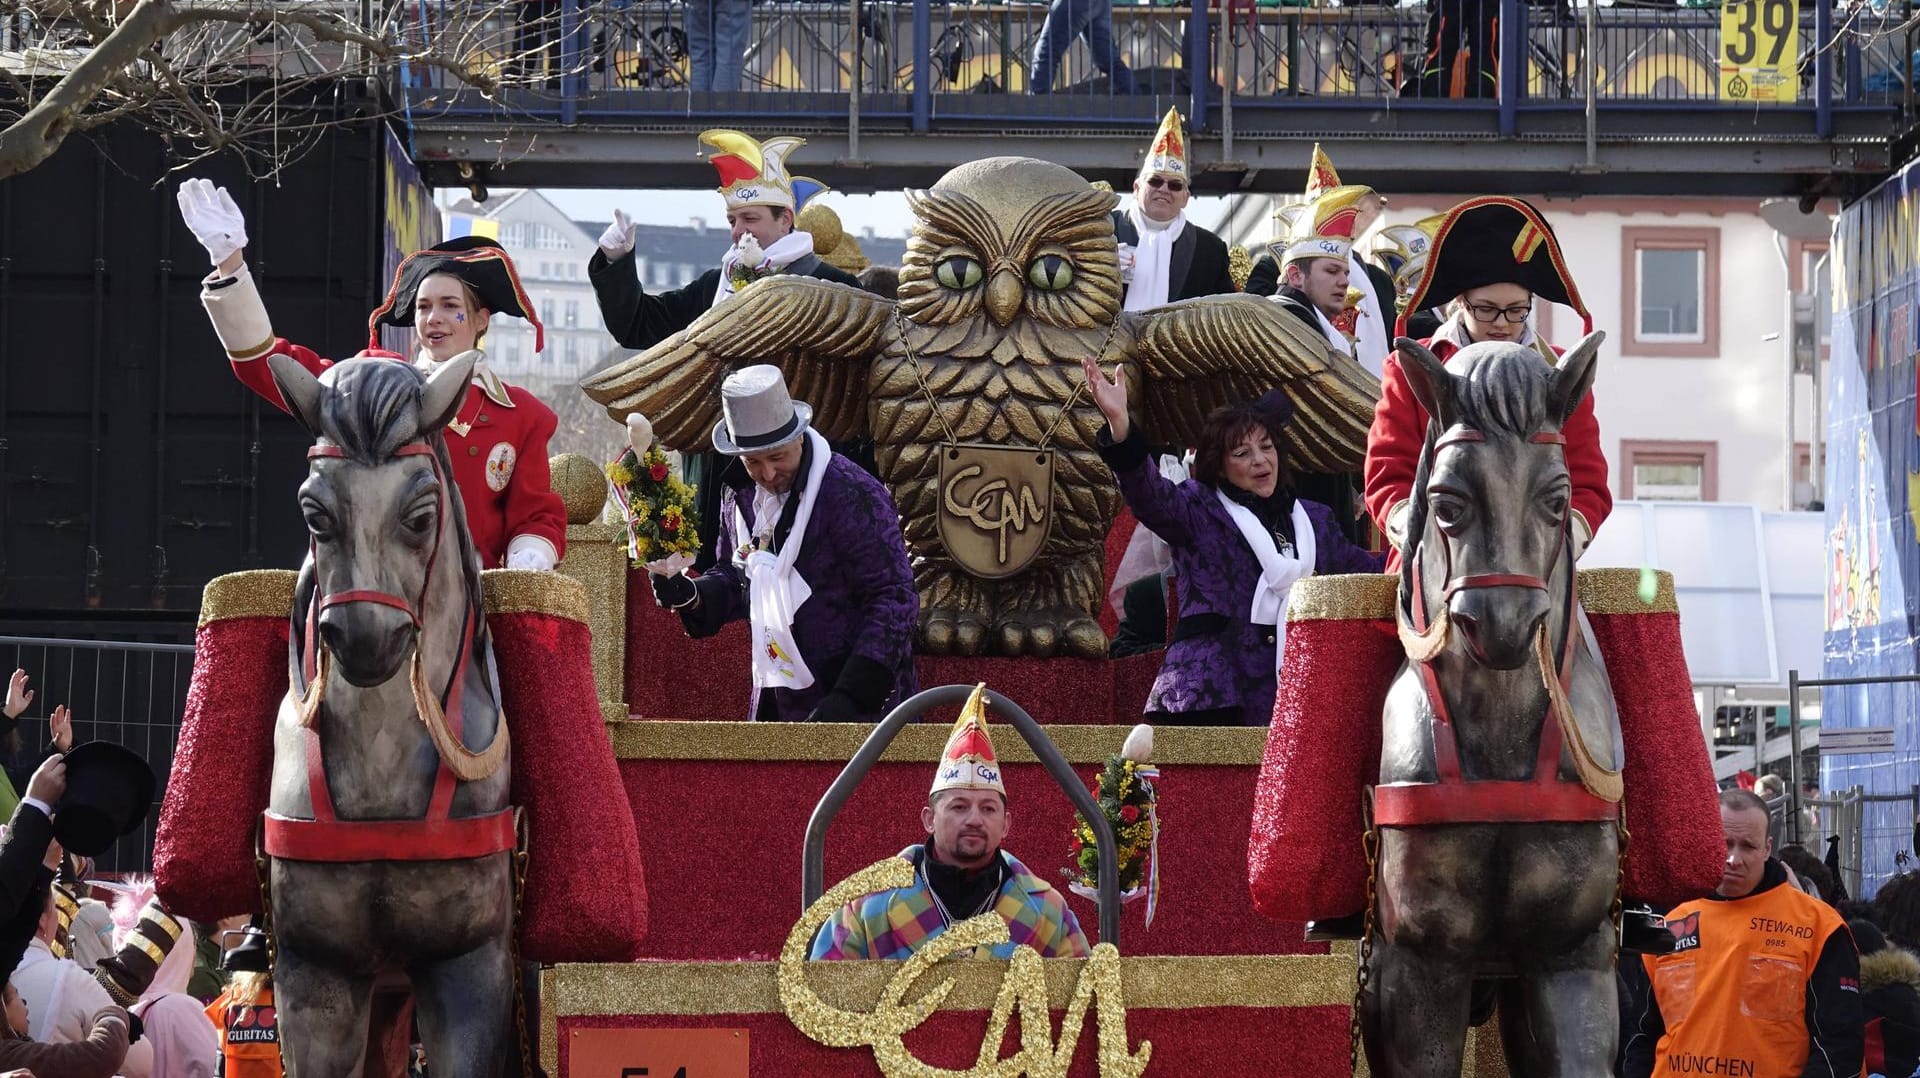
633, 536, 653, 560
606, 461, 633, 487
633, 497, 652, 518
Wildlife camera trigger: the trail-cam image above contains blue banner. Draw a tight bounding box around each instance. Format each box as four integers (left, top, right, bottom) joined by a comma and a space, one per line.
379, 124, 441, 355
1823, 161, 1920, 889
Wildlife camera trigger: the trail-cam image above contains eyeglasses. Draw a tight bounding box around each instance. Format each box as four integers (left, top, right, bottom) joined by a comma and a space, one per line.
1464, 302, 1532, 324
1145, 177, 1186, 192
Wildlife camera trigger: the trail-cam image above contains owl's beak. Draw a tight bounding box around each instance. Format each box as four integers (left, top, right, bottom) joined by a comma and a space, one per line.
985, 268, 1022, 326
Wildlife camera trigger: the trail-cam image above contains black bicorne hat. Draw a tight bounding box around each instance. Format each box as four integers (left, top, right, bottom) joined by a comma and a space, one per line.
368, 236, 544, 353
53, 742, 155, 857
1398, 196, 1591, 337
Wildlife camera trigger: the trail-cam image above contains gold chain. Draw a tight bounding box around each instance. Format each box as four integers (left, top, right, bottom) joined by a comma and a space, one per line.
511, 809, 533, 1078
1349, 818, 1380, 1076
1612, 801, 1631, 968
889, 308, 1122, 454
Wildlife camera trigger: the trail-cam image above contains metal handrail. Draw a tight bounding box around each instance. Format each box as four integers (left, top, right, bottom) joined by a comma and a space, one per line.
0, 634, 193, 655
801, 683, 1122, 947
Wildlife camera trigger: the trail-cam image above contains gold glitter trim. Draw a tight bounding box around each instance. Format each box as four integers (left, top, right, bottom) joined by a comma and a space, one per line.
126, 933, 167, 966
556, 521, 628, 708
1577, 567, 1677, 615
479, 569, 589, 624
1286, 574, 1398, 623
227, 335, 276, 361
546, 954, 1351, 1016
605, 722, 1267, 766
198, 570, 298, 628
599, 700, 627, 725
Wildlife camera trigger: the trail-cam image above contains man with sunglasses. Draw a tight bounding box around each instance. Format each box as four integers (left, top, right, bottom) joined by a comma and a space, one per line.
1111, 109, 1236, 313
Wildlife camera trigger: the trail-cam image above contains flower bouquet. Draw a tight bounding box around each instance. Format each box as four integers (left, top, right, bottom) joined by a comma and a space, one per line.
726, 234, 776, 293
1063, 724, 1161, 926
606, 414, 701, 573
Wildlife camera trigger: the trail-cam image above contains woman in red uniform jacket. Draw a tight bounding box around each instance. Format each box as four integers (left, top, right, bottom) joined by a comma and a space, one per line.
176, 179, 566, 570
1363, 196, 1610, 568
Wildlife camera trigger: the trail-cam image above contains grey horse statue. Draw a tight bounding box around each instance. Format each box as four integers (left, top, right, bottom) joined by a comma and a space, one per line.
261, 350, 521, 1077
1363, 332, 1624, 1076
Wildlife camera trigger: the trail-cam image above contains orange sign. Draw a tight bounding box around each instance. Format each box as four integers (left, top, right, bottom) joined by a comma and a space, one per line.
566, 1028, 749, 1078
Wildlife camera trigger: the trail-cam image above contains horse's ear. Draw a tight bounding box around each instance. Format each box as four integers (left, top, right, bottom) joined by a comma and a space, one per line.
267, 354, 325, 435
1547, 330, 1605, 425
1394, 336, 1453, 425
421, 350, 478, 434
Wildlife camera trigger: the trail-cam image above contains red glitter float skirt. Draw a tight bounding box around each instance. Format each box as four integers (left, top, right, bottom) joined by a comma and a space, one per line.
153, 569, 647, 962
1247, 569, 1723, 923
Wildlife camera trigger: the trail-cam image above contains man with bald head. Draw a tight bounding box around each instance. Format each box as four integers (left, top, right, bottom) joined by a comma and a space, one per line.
1621, 789, 1862, 1078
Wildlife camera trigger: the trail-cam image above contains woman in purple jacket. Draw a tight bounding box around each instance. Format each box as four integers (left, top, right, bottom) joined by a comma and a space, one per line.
1083, 357, 1385, 726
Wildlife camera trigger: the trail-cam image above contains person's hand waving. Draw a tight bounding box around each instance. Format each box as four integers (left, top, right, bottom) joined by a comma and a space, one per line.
48, 705, 72, 753
24, 754, 65, 807
1080, 354, 1130, 442
4, 670, 31, 721
176, 177, 249, 274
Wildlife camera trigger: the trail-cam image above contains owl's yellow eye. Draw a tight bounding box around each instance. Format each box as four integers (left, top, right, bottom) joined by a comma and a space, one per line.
1027, 254, 1074, 291
935, 256, 984, 290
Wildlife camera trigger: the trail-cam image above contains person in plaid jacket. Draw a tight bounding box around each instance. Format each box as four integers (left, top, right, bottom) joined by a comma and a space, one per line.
809, 687, 1089, 961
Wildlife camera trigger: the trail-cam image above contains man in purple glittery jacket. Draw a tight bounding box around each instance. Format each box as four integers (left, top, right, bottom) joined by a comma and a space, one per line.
647, 366, 918, 723
1084, 357, 1385, 727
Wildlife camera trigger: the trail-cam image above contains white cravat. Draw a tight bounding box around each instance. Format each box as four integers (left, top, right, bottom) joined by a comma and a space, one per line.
741, 429, 832, 710
1214, 492, 1316, 679
1124, 207, 1185, 313
1346, 253, 1388, 378
715, 230, 817, 306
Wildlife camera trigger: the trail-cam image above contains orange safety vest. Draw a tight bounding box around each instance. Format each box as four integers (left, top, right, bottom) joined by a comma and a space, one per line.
1640, 882, 1850, 1078
204, 985, 284, 1078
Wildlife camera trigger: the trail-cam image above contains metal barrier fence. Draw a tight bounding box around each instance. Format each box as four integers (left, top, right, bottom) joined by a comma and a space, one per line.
386, 0, 1910, 127
0, 635, 195, 876
1765, 785, 1920, 898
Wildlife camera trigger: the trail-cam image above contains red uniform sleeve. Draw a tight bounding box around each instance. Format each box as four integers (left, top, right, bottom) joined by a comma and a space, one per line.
1363, 349, 1427, 534
231, 340, 334, 414
1562, 386, 1612, 539
503, 388, 568, 562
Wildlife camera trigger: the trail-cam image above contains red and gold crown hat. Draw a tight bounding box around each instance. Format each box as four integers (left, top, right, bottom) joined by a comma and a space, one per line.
1305, 143, 1342, 200
930, 684, 1005, 798
1397, 196, 1591, 337
368, 236, 544, 353
1284, 186, 1373, 266
1138, 107, 1189, 185
701, 129, 814, 212
1369, 212, 1447, 301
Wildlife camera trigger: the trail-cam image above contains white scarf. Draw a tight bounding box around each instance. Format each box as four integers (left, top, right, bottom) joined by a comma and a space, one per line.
740, 428, 832, 712
714, 230, 817, 305
1346, 253, 1388, 378
1214, 490, 1316, 679
1123, 206, 1186, 313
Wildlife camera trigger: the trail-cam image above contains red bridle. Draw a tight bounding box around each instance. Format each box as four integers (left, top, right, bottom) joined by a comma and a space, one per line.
1412, 428, 1570, 610
304, 441, 440, 636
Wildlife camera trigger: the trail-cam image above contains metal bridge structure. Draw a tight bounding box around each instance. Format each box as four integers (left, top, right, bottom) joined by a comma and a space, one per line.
394, 0, 1916, 199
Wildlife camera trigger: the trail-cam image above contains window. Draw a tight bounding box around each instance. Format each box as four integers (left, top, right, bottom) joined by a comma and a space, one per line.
540, 298, 555, 328
1622, 228, 1720, 357
679, 263, 696, 283
568, 263, 581, 280
503, 223, 527, 248
1621, 439, 1718, 501
565, 335, 579, 366
1792, 240, 1832, 353
564, 300, 579, 328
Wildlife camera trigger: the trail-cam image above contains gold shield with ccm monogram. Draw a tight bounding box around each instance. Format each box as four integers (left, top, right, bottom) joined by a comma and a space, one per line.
936, 443, 1055, 579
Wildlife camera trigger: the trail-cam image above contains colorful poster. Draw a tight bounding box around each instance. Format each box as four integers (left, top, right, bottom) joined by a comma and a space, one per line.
1823, 160, 1920, 892
1719, 0, 1799, 103
379, 124, 441, 355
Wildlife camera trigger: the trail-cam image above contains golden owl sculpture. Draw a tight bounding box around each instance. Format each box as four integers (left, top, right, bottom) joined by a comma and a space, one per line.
581, 157, 1379, 660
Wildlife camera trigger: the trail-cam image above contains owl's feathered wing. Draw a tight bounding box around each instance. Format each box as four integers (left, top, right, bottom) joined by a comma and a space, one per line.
1128, 295, 1381, 472
577, 277, 893, 449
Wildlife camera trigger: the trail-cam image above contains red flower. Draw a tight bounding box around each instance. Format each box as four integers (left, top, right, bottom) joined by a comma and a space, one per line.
1069, 834, 1083, 852
649, 461, 670, 482
662, 513, 680, 534
1120, 805, 1140, 823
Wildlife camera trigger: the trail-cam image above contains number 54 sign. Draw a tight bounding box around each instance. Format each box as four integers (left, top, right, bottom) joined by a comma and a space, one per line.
567, 1028, 749, 1078
1721, 0, 1800, 103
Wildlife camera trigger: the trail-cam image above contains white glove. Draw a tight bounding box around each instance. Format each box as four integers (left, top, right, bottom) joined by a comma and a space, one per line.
177, 178, 248, 268
506, 547, 553, 571
598, 208, 635, 261
1116, 242, 1137, 283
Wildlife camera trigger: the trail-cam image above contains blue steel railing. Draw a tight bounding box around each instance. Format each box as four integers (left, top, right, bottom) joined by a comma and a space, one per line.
389, 0, 1911, 133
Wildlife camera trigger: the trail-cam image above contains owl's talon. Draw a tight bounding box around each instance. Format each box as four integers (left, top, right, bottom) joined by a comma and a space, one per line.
954, 619, 987, 655
995, 621, 1028, 656
1060, 619, 1109, 660
1027, 623, 1058, 658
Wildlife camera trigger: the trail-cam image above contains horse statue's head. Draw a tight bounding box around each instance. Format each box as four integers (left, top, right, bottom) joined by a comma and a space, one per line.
1396, 331, 1603, 671
267, 351, 479, 689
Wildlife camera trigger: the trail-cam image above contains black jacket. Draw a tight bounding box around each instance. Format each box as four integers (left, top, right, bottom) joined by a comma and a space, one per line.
1110, 212, 1237, 304
587, 249, 860, 353
1862, 944, 1920, 1078
0, 803, 55, 980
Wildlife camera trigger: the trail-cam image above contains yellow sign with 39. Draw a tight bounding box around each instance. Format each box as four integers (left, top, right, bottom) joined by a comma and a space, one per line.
1719, 0, 1800, 103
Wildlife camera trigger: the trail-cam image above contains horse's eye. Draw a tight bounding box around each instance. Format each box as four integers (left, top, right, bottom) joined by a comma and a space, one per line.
1431, 494, 1470, 529
403, 507, 436, 538
302, 501, 336, 541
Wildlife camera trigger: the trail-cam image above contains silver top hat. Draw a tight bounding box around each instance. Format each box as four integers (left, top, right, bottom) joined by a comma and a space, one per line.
712, 364, 812, 455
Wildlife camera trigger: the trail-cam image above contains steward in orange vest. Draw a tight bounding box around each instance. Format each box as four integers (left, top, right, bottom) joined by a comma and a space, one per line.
1623, 855, 1863, 1078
